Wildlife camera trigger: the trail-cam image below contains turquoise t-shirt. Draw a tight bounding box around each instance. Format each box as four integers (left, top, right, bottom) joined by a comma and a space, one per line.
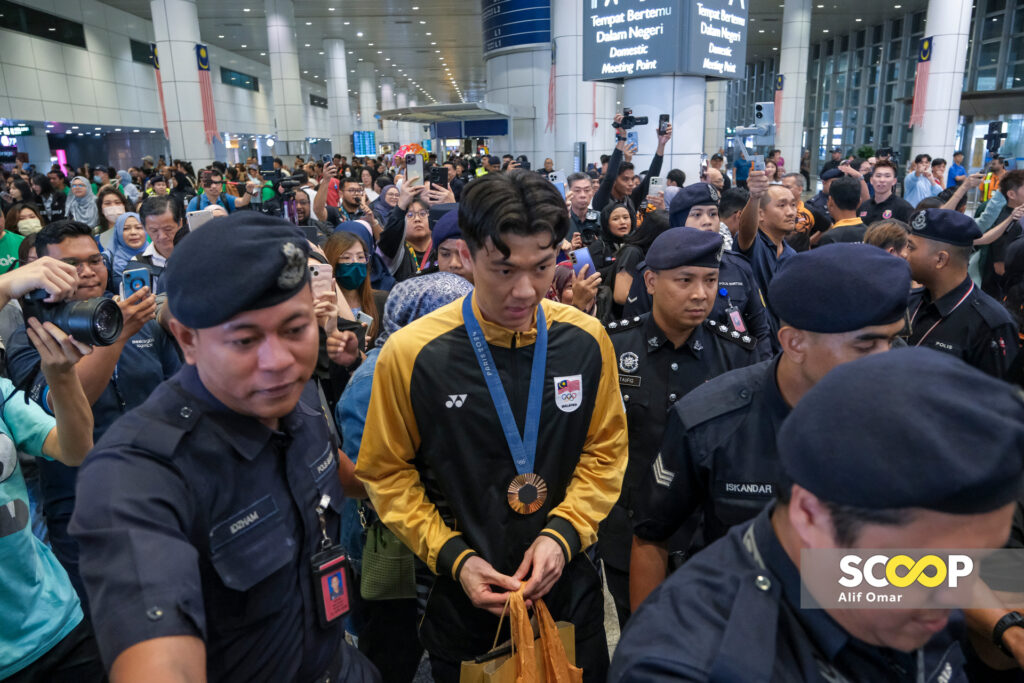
0, 377, 82, 678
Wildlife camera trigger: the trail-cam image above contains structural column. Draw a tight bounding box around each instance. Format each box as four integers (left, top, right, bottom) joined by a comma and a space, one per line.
623, 76, 706, 181
485, 47, 553, 167
380, 77, 397, 144
324, 38, 352, 156
150, 0, 215, 166
395, 89, 410, 144
704, 80, 728, 156
910, 0, 972, 162
552, 0, 617, 173
357, 62, 377, 139
265, 0, 307, 156
778, 0, 811, 177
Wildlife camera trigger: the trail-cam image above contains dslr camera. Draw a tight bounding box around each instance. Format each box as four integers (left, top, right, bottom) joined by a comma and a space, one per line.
516, 154, 531, 171
21, 289, 124, 347
612, 108, 648, 131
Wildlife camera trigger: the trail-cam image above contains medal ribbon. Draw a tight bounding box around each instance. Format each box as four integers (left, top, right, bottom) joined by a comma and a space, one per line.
462, 294, 547, 475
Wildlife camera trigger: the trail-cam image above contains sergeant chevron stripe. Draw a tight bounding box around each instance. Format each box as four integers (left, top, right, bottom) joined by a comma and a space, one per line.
653, 453, 675, 488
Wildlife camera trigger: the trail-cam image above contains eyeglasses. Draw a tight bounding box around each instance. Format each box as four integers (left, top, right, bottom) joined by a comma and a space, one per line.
338, 253, 368, 264
61, 254, 105, 271
407, 210, 429, 220
203, 178, 222, 187
70, 183, 88, 189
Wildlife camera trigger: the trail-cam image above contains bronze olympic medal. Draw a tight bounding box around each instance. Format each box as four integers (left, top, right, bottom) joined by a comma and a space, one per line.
507, 473, 547, 515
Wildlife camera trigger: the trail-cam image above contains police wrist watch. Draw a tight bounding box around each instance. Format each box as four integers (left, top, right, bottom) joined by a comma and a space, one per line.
993, 611, 1024, 657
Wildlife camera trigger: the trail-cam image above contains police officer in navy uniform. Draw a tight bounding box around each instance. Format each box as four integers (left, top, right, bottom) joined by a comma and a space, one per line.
69, 214, 379, 682
601, 226, 759, 625
611, 348, 1024, 683
629, 244, 911, 610
623, 183, 774, 358
904, 208, 1020, 379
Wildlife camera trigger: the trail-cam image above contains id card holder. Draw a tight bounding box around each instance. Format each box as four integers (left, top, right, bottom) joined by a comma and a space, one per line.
311, 545, 352, 627
725, 305, 747, 334
310, 494, 351, 627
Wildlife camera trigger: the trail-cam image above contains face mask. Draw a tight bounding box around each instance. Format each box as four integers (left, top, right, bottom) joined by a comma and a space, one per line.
93, 175, 102, 184
103, 205, 126, 221
334, 262, 367, 290
17, 218, 42, 235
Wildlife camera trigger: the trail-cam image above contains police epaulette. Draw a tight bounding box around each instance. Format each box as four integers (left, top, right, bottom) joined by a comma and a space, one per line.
606, 316, 643, 332
705, 318, 758, 351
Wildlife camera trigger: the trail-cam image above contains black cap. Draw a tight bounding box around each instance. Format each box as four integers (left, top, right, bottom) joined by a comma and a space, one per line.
432, 208, 461, 246
165, 212, 311, 328
909, 208, 982, 247
668, 183, 720, 228
768, 244, 910, 333
646, 227, 723, 270
820, 168, 843, 181
779, 347, 1024, 514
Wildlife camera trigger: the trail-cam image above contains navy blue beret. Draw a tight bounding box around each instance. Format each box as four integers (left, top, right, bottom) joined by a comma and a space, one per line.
779, 347, 1024, 514
668, 182, 720, 228
820, 168, 843, 181
768, 243, 910, 333
646, 227, 723, 270
909, 208, 982, 247
432, 208, 461, 246
165, 212, 310, 328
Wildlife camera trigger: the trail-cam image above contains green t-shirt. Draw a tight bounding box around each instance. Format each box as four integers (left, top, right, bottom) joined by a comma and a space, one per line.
0, 230, 25, 273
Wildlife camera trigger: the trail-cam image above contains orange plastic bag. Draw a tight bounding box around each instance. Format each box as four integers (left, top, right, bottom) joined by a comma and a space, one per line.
459, 590, 582, 683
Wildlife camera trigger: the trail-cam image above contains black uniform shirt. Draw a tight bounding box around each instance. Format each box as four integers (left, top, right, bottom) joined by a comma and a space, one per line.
632, 358, 790, 550
611, 507, 968, 683
607, 313, 759, 511
908, 275, 1020, 379
69, 364, 374, 683
857, 193, 914, 224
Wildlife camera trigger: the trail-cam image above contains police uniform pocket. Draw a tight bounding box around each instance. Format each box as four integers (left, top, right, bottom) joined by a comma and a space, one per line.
209, 496, 299, 628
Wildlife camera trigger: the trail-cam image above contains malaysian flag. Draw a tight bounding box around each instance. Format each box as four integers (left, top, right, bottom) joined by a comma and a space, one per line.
196, 43, 218, 144
557, 377, 580, 392
909, 37, 932, 129
774, 75, 784, 130
150, 43, 169, 139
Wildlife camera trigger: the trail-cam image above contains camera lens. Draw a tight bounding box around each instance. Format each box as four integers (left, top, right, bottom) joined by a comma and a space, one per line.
56, 298, 124, 347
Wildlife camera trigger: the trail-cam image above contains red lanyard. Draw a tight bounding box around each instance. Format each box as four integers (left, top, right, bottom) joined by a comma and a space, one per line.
407, 240, 432, 273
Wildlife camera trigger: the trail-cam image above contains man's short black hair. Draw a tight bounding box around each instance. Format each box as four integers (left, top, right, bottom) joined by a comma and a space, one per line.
566, 172, 589, 187
600, 155, 610, 164
273, 157, 283, 165
828, 175, 862, 211
953, 150, 964, 157
775, 487, 904, 546
932, 158, 947, 168
459, 169, 568, 258
140, 194, 184, 226
617, 162, 635, 178
502, 154, 514, 161
914, 153, 931, 164
666, 169, 685, 186
719, 187, 749, 219
341, 176, 362, 188
35, 219, 93, 257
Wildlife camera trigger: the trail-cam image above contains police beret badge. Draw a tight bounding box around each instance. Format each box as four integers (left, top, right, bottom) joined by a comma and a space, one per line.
882, 210, 893, 219
708, 185, 720, 203
278, 242, 306, 289
911, 211, 928, 232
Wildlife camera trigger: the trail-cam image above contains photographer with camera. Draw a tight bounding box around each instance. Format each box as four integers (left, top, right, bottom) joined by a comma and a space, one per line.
593, 111, 673, 214
0, 256, 104, 682
6, 219, 182, 609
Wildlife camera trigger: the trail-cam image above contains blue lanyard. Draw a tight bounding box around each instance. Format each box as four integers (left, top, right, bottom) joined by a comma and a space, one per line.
461, 294, 547, 475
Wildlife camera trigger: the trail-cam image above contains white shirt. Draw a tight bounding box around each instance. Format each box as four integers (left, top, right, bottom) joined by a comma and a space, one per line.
139, 242, 167, 268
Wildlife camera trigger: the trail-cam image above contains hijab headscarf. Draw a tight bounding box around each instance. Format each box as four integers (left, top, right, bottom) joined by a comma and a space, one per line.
117, 170, 140, 205
66, 176, 99, 226
600, 201, 636, 247
375, 272, 472, 348
550, 264, 574, 302
110, 211, 147, 279
371, 189, 397, 224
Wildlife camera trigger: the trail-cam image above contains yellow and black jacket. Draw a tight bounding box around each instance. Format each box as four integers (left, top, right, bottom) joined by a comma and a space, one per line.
356, 296, 627, 582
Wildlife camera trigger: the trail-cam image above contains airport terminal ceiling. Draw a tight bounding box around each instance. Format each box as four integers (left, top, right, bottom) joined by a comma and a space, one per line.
99, 0, 928, 105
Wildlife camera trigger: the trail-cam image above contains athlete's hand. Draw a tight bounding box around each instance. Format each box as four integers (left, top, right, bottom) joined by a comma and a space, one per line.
458, 555, 521, 616
514, 535, 566, 604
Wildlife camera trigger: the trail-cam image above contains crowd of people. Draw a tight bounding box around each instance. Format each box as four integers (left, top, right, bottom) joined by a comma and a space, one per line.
1, 112, 1024, 683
